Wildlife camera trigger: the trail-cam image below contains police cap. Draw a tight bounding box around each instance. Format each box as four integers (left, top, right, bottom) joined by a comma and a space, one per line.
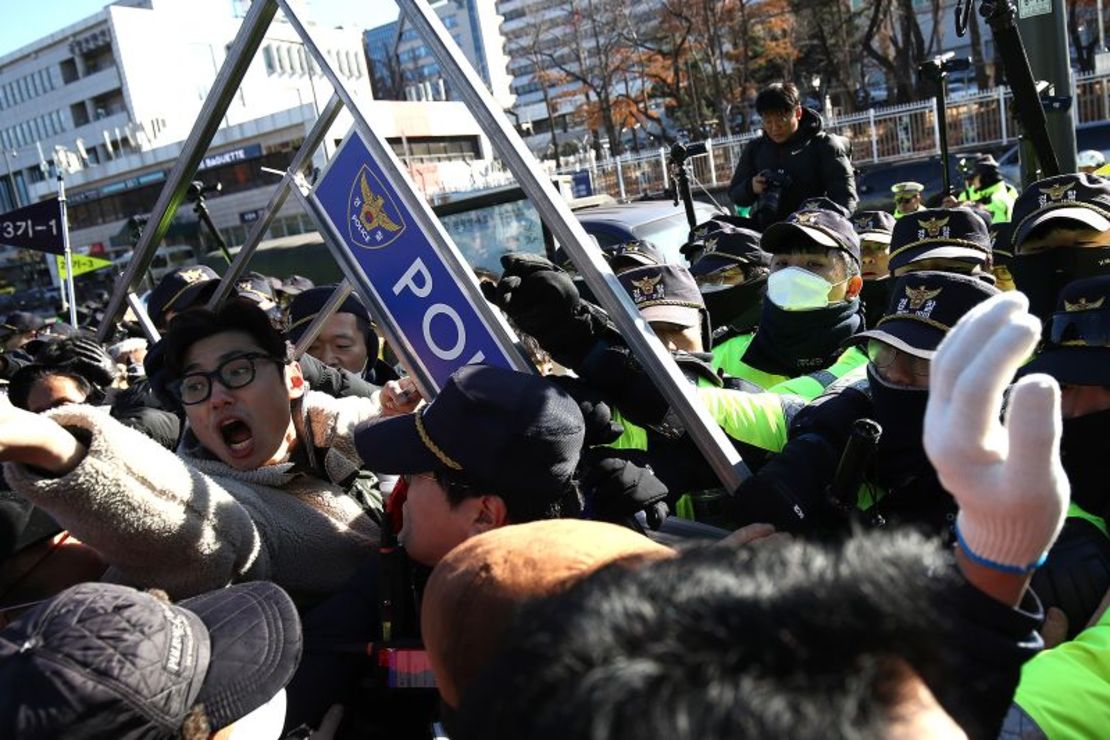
1011, 173, 1110, 254
1021, 275, 1110, 386
761, 207, 862, 265
850, 270, 1000, 359
689, 225, 770, 278
852, 210, 896, 244
888, 208, 991, 274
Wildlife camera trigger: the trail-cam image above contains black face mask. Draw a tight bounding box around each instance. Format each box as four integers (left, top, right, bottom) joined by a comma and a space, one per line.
1061, 408, 1110, 520
859, 279, 893, 331
701, 278, 766, 335
1010, 248, 1110, 324
744, 299, 863, 377
866, 365, 931, 485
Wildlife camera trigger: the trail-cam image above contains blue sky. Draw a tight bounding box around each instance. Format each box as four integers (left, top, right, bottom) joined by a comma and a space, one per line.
0, 0, 399, 58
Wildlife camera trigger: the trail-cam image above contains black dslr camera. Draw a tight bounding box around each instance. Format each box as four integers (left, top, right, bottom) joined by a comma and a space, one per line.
756, 168, 792, 223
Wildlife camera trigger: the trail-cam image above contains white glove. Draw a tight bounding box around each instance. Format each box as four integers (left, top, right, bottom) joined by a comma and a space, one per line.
924, 292, 1068, 572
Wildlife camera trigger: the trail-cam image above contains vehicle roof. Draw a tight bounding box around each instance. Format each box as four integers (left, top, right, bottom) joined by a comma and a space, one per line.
575, 200, 717, 226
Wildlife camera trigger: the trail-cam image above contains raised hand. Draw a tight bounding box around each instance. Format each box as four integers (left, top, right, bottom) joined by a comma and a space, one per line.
925, 292, 1068, 573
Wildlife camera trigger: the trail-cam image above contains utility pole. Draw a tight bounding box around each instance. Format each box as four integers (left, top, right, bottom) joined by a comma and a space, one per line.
1015, 0, 1077, 183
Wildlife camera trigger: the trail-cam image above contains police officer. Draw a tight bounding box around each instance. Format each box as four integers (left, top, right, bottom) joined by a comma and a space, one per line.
891, 182, 926, 219
950, 154, 1018, 223
1012, 276, 1110, 635
989, 221, 1016, 291
486, 254, 810, 520
730, 270, 1000, 535
1009, 173, 1110, 321
1077, 149, 1106, 174
852, 210, 896, 328
1003, 276, 1110, 739
710, 205, 868, 397
689, 224, 770, 341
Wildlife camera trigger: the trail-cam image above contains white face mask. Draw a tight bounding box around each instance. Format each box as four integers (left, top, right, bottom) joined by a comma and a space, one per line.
767, 266, 838, 311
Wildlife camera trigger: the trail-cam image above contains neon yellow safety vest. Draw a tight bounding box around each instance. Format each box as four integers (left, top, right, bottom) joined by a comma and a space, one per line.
711, 333, 869, 401
960, 180, 1018, 223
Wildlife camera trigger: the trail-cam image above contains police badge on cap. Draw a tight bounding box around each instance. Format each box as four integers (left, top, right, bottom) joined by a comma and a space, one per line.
1011, 173, 1110, 254
888, 208, 991, 275
850, 271, 1000, 358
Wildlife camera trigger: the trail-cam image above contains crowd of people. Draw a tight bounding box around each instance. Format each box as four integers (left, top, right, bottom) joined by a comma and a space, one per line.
0, 79, 1108, 739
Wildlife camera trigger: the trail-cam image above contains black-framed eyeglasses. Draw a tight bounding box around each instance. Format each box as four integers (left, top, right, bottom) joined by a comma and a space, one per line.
867, 340, 931, 378
172, 353, 283, 405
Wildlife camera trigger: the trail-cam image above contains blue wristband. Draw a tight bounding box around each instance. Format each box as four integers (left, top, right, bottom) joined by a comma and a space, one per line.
955, 523, 1048, 575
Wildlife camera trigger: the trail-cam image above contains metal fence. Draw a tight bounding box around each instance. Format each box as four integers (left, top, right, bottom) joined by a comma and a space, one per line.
561, 70, 1110, 201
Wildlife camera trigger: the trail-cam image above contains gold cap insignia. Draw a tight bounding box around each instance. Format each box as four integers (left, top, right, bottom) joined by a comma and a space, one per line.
630, 274, 662, 295
795, 211, 821, 225
918, 216, 949, 237
178, 268, 209, 285
1039, 181, 1073, 202
1064, 296, 1105, 312
904, 284, 942, 310
854, 216, 872, 230
703, 237, 719, 253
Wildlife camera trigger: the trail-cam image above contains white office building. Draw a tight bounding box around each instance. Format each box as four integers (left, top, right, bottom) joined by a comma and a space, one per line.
0, 0, 501, 289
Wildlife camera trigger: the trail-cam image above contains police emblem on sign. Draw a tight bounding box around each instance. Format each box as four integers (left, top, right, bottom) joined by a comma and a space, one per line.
347, 166, 405, 249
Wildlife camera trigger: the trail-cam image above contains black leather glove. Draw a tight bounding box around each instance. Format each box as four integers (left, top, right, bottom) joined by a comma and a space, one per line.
65, 336, 120, 387
493, 253, 615, 366
35, 336, 119, 388
547, 375, 624, 446
580, 448, 670, 530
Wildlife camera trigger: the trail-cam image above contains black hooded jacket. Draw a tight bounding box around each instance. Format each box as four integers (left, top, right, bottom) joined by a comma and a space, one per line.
728, 108, 857, 224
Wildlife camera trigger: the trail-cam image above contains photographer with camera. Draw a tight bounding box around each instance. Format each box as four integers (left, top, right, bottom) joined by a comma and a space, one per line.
728, 83, 857, 229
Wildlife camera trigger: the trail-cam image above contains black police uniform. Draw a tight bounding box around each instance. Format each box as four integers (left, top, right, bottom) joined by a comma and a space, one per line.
1019, 275, 1110, 637
731, 271, 1000, 536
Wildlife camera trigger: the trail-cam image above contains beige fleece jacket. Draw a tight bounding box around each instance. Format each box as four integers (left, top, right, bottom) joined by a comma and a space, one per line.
4, 391, 382, 600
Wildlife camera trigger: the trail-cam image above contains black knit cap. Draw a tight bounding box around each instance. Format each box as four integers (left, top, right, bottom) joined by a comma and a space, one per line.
761, 207, 862, 265
888, 207, 991, 274
0, 581, 301, 737
1021, 275, 1110, 385
1011, 173, 1110, 254
849, 270, 1000, 359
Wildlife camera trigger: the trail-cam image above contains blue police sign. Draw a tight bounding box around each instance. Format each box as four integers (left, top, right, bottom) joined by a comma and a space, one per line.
311, 129, 522, 391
